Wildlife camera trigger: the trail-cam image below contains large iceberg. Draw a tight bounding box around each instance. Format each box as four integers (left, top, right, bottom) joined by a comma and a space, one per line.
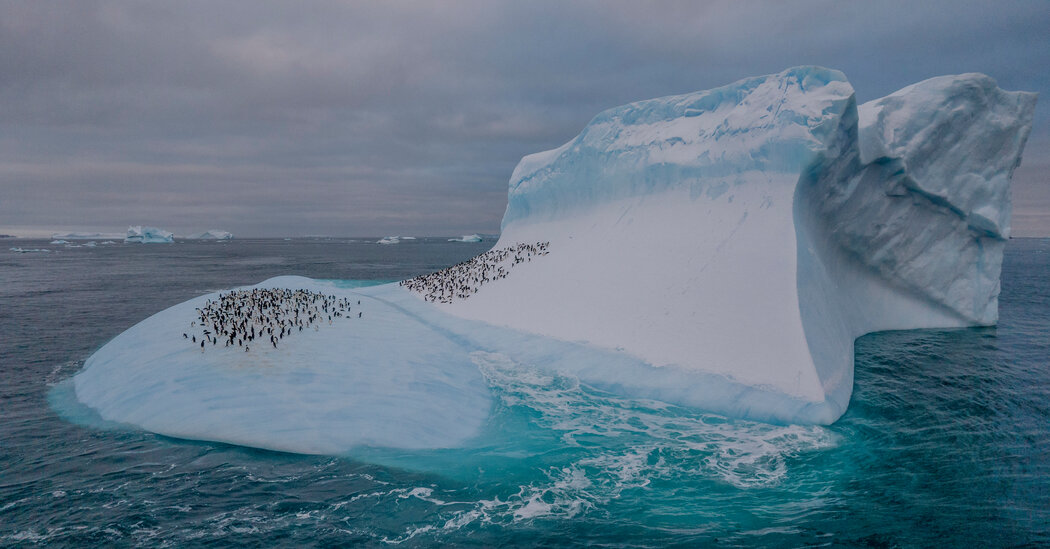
445, 68, 1035, 423
124, 226, 174, 244
69, 67, 1035, 454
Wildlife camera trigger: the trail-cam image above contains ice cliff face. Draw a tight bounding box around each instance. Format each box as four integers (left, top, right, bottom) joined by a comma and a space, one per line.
446, 67, 1035, 423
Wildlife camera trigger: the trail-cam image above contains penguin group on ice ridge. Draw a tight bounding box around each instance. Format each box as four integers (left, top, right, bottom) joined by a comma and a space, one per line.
401, 241, 549, 303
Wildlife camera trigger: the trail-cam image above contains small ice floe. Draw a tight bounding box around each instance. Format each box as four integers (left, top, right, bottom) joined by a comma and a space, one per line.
10, 247, 51, 253
448, 234, 483, 242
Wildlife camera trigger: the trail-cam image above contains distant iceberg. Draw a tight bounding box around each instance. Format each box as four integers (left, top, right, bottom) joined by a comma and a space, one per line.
185, 230, 233, 240
10, 247, 51, 253
377, 236, 401, 245
70, 67, 1035, 455
50, 240, 69, 245
124, 226, 174, 244
448, 234, 483, 242
51, 232, 124, 241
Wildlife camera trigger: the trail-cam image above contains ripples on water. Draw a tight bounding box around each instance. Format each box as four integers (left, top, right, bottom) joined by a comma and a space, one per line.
1, 238, 1048, 546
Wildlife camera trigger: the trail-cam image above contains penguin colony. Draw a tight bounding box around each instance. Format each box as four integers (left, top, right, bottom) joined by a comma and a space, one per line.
185, 288, 359, 352
401, 241, 549, 303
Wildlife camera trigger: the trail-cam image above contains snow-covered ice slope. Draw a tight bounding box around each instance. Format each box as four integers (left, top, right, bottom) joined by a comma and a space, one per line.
72, 277, 493, 453
443, 67, 1035, 423
70, 68, 1034, 455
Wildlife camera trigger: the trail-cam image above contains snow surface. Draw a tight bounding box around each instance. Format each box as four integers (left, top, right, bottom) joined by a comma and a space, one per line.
71, 67, 1035, 453
124, 226, 174, 244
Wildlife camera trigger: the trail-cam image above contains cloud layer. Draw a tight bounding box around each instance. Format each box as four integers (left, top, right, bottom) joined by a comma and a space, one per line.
2, 1, 1047, 236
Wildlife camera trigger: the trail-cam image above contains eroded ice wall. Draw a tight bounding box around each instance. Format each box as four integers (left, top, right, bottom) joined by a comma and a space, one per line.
791, 75, 1035, 416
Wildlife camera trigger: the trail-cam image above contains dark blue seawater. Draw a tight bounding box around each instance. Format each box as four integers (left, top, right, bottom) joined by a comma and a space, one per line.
1, 237, 1048, 547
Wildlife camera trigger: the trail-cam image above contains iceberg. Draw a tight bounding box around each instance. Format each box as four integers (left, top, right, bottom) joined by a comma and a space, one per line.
124, 226, 174, 244
50, 240, 69, 245
69, 67, 1035, 455
186, 230, 234, 240
10, 247, 51, 253
448, 234, 483, 242
51, 231, 125, 240
377, 236, 401, 244
446, 68, 1034, 423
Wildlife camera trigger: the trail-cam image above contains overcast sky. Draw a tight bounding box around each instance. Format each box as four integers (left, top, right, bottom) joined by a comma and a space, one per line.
1, 1, 1047, 237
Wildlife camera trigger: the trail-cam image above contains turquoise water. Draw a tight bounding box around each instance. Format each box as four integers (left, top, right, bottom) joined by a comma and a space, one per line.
2, 238, 1048, 546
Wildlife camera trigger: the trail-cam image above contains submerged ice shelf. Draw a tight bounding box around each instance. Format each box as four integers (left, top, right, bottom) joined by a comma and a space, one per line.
69, 67, 1035, 454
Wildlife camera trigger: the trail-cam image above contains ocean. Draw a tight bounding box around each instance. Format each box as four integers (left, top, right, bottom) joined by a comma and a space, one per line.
1, 237, 1048, 547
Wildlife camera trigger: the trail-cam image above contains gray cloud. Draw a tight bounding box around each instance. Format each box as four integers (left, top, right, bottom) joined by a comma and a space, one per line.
1, 0, 1047, 237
